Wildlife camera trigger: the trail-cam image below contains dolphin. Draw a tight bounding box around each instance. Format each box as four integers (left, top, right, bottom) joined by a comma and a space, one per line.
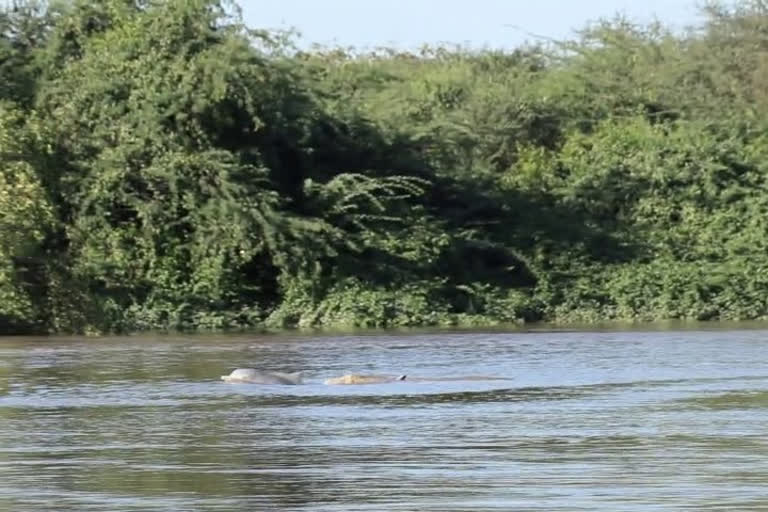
324, 374, 407, 385
221, 369, 304, 385
323, 374, 514, 384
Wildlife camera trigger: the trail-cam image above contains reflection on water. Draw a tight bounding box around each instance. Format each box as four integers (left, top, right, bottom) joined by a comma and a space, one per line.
680, 390, 768, 410
1, 329, 768, 511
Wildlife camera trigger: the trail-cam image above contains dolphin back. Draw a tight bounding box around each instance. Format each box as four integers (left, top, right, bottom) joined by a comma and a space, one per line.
221, 369, 303, 385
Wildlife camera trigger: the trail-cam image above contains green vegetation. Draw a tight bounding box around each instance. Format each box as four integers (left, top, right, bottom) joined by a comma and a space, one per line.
3, 0, 768, 333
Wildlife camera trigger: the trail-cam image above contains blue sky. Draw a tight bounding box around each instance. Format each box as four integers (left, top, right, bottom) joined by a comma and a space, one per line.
240, 0, 703, 50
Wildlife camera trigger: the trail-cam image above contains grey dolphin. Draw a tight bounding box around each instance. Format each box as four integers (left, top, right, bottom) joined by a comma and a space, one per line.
221, 369, 304, 385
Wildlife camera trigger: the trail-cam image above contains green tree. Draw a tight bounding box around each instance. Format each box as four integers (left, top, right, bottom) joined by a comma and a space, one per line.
0, 103, 53, 332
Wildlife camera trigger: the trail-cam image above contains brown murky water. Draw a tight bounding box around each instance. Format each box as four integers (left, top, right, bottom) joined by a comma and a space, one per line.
1, 328, 768, 511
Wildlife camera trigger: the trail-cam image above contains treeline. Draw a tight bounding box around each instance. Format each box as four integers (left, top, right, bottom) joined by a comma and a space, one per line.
3, 0, 768, 334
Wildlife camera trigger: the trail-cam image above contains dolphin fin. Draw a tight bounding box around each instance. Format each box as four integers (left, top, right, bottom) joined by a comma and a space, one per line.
286, 371, 304, 384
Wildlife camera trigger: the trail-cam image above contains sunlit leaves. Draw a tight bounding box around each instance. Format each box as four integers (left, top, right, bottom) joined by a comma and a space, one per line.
0, 103, 53, 326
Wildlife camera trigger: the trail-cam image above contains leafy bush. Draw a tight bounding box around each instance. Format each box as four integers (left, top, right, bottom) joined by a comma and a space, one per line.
4, 0, 768, 333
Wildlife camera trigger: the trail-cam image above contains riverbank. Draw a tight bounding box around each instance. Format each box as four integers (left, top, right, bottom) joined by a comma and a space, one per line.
2, 1, 768, 335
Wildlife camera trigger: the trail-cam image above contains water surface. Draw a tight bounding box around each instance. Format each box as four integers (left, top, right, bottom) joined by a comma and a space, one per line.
1, 328, 768, 511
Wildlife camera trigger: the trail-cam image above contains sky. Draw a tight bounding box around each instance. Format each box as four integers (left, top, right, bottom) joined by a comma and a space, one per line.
240, 0, 705, 50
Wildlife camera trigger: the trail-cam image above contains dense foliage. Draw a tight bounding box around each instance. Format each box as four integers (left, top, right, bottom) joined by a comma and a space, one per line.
3, 0, 768, 333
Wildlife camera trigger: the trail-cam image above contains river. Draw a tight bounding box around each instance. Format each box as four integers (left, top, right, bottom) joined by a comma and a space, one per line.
1, 327, 767, 511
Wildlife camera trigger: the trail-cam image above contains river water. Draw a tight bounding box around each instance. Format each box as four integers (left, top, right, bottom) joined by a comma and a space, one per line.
1, 327, 767, 511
